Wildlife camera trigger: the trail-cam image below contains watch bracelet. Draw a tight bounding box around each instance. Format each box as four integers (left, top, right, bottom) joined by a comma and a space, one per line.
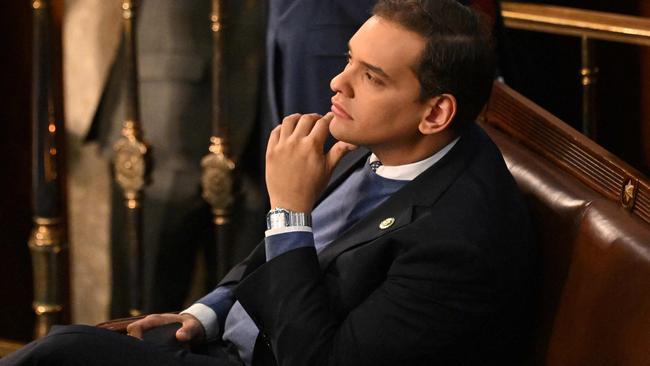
266, 208, 312, 230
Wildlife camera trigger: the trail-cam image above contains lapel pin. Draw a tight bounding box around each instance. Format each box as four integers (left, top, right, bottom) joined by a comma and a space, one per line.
379, 217, 395, 230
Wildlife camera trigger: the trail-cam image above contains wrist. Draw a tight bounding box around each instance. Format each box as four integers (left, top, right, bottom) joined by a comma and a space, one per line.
268, 199, 312, 214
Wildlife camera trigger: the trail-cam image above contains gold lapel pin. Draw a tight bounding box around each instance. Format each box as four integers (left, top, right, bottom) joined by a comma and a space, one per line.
379, 217, 395, 230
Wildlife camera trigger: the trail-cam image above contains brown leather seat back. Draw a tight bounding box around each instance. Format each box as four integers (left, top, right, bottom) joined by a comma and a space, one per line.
480, 82, 650, 366
546, 200, 650, 365
484, 124, 592, 364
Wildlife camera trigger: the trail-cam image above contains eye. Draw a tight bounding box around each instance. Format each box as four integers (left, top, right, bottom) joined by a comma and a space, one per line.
365, 72, 384, 86
345, 52, 352, 64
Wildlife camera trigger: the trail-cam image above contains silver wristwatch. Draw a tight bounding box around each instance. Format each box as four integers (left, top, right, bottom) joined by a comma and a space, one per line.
266, 208, 312, 230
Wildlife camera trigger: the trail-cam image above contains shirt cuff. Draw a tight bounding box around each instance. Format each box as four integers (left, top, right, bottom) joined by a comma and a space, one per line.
181, 303, 219, 341
265, 225, 312, 237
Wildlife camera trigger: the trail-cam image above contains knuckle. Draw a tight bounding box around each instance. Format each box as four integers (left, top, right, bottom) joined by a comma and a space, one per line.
145, 314, 162, 323
282, 114, 300, 124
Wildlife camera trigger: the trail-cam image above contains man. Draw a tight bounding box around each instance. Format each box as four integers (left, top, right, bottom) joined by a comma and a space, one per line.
2, 0, 534, 365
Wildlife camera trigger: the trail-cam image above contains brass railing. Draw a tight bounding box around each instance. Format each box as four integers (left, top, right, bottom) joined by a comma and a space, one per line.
113, 0, 149, 317
202, 0, 236, 279
501, 2, 650, 138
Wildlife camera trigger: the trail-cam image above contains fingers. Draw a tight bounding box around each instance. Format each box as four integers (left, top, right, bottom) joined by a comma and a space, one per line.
293, 113, 322, 137
311, 112, 335, 147
267, 124, 281, 153
268, 113, 329, 157
278, 113, 322, 141
126, 314, 166, 340
176, 314, 205, 342
326, 141, 357, 172
125, 313, 195, 341
279, 113, 301, 141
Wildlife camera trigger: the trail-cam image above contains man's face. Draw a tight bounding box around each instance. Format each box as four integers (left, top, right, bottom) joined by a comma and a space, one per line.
330, 16, 429, 159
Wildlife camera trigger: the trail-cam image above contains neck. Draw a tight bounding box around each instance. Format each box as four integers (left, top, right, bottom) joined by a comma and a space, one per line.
371, 129, 458, 166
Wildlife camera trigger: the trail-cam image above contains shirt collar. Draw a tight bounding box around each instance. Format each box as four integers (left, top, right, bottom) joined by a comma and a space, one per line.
368, 136, 460, 181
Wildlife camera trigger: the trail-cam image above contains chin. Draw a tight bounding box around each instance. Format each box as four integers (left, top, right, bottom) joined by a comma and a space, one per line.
330, 117, 365, 146
329, 120, 350, 143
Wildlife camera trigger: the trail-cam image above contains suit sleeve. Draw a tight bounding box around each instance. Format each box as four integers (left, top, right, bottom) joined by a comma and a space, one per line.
234, 234, 506, 366
181, 239, 265, 339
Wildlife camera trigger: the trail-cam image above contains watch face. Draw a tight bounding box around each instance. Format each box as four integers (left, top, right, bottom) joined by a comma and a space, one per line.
267, 209, 290, 230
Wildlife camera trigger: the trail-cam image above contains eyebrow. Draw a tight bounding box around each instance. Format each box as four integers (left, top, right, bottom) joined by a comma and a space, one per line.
348, 45, 392, 80
360, 61, 391, 80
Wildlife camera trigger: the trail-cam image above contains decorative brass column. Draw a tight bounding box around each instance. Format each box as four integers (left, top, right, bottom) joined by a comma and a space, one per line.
29, 0, 69, 338
580, 36, 598, 139
201, 0, 236, 279
113, 0, 149, 316
29, 219, 65, 338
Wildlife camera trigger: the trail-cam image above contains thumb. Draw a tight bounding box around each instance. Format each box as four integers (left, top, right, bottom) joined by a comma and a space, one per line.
326, 141, 357, 172
176, 320, 200, 342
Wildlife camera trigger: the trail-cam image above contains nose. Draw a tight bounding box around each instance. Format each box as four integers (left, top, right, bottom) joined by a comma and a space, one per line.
330, 66, 354, 98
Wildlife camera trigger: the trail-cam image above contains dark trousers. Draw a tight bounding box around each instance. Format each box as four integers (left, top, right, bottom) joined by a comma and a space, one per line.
0, 325, 243, 366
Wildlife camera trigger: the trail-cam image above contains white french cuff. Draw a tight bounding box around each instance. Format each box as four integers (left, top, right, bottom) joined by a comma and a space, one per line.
265, 225, 312, 237
181, 303, 219, 340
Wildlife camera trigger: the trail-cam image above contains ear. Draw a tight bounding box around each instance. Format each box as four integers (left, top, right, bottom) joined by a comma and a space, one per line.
418, 94, 457, 135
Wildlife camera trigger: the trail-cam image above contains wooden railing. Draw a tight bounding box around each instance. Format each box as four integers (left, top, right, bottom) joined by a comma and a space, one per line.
29, 0, 69, 338
0, 339, 24, 358
501, 2, 650, 138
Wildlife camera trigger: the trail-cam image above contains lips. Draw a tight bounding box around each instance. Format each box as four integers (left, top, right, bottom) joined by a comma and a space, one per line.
331, 100, 352, 120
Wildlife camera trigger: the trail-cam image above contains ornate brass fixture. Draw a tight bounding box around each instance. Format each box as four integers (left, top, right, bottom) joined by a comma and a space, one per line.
620, 178, 639, 210
114, 121, 148, 206
201, 137, 235, 226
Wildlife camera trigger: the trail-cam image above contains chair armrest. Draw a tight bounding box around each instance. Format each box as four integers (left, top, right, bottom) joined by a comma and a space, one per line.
96, 315, 145, 334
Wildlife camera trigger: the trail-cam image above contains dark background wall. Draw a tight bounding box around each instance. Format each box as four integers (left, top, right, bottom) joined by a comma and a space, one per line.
505, 0, 648, 174
0, 1, 36, 342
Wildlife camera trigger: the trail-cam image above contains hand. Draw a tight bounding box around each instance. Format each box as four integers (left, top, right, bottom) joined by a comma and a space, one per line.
266, 112, 357, 212
126, 313, 205, 342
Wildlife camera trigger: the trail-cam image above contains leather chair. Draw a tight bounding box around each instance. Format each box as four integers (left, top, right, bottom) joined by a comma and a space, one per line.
99, 82, 650, 365
480, 82, 650, 365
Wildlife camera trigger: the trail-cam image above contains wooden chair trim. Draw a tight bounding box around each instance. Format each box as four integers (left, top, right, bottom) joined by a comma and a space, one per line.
96, 315, 145, 334
0, 338, 25, 357
481, 82, 650, 224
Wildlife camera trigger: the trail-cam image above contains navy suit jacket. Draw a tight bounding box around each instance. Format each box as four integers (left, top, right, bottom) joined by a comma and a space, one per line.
219, 124, 536, 366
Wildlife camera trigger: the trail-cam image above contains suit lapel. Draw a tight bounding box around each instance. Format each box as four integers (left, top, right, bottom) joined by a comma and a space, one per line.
317, 199, 413, 269
317, 124, 484, 270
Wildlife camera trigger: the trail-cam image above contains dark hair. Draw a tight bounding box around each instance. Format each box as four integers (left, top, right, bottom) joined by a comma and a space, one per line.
373, 0, 495, 127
